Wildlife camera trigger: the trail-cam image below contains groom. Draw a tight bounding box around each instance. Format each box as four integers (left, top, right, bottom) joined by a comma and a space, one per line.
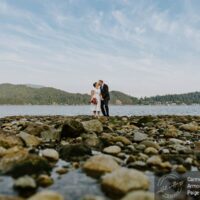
99, 80, 110, 117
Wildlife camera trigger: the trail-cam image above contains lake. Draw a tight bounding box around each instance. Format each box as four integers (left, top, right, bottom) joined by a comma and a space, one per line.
0, 105, 199, 117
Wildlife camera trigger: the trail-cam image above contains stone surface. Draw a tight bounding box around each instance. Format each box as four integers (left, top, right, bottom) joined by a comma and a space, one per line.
41, 149, 59, 161
18, 132, 41, 147
28, 191, 64, 200
121, 191, 154, 200
82, 120, 103, 133
103, 145, 121, 155
37, 174, 54, 187
61, 119, 85, 138
40, 129, 61, 142
180, 122, 199, 132
14, 175, 37, 189
133, 131, 148, 142
101, 168, 149, 197
83, 155, 120, 177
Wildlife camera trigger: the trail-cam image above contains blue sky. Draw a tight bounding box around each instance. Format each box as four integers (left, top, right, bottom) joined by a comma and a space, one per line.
0, 0, 200, 97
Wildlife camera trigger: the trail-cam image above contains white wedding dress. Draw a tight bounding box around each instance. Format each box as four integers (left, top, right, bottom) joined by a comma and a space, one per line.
91, 87, 101, 112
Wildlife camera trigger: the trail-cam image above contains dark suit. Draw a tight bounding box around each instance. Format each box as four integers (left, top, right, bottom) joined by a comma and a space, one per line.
100, 84, 110, 116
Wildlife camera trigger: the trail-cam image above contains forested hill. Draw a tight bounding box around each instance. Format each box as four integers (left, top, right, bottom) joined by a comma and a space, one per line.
0, 83, 199, 105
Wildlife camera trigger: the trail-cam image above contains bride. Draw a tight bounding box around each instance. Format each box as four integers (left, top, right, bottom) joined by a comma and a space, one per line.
90, 82, 101, 117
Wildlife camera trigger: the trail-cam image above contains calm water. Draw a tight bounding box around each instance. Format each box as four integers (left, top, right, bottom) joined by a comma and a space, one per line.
0, 105, 199, 117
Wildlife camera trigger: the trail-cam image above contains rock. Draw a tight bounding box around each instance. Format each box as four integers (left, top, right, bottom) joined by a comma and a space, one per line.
121, 191, 154, 200
100, 133, 131, 146
59, 144, 92, 161
56, 168, 68, 175
128, 161, 147, 170
144, 147, 158, 155
41, 149, 59, 161
103, 145, 121, 155
180, 122, 199, 132
24, 123, 50, 136
133, 131, 147, 142
137, 116, 154, 126
18, 132, 41, 147
40, 128, 61, 142
82, 120, 103, 133
169, 138, 185, 144
28, 191, 64, 200
82, 195, 105, 200
175, 165, 187, 173
147, 155, 162, 166
14, 175, 37, 189
0, 146, 6, 157
101, 168, 149, 197
37, 174, 54, 187
83, 155, 120, 177
140, 141, 160, 150
81, 133, 101, 149
164, 126, 181, 137
61, 119, 85, 138
0, 131, 23, 148
0, 149, 51, 178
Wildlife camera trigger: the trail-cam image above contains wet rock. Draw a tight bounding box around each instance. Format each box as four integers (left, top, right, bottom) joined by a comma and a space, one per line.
0, 149, 51, 178
61, 119, 85, 138
83, 155, 120, 177
40, 128, 61, 142
56, 168, 68, 175
128, 161, 147, 170
59, 144, 92, 161
133, 131, 147, 142
121, 191, 154, 200
101, 168, 149, 197
18, 132, 41, 147
37, 174, 54, 187
14, 175, 37, 189
41, 149, 59, 161
82, 120, 103, 133
180, 122, 199, 132
103, 145, 121, 155
0, 131, 23, 148
137, 116, 154, 126
82, 195, 105, 200
28, 191, 64, 200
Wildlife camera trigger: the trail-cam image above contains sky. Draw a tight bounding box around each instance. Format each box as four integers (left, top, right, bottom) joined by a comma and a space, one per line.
0, 0, 200, 97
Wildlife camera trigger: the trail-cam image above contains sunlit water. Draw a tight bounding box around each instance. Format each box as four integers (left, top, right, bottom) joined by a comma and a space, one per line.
0, 105, 199, 117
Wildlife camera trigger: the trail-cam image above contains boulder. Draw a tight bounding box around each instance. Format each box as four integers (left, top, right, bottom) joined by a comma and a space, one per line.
41, 149, 59, 161
101, 168, 149, 197
59, 144, 92, 161
82, 120, 103, 133
0, 131, 23, 149
121, 191, 154, 200
18, 132, 41, 147
28, 191, 64, 200
40, 128, 61, 142
83, 155, 120, 177
24, 123, 50, 136
0, 149, 51, 178
61, 119, 85, 138
81, 133, 102, 149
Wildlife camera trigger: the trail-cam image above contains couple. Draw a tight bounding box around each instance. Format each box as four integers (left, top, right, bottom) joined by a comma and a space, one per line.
90, 80, 110, 117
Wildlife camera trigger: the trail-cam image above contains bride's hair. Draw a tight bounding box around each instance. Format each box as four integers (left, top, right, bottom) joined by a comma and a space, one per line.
93, 82, 97, 87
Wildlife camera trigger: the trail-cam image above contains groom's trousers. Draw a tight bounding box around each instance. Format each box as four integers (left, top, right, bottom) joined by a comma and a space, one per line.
101, 100, 109, 116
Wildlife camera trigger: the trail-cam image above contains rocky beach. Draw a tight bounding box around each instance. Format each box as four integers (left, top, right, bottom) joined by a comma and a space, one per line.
0, 115, 200, 200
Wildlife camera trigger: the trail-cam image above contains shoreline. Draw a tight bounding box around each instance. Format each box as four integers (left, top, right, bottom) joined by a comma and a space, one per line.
0, 115, 200, 199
